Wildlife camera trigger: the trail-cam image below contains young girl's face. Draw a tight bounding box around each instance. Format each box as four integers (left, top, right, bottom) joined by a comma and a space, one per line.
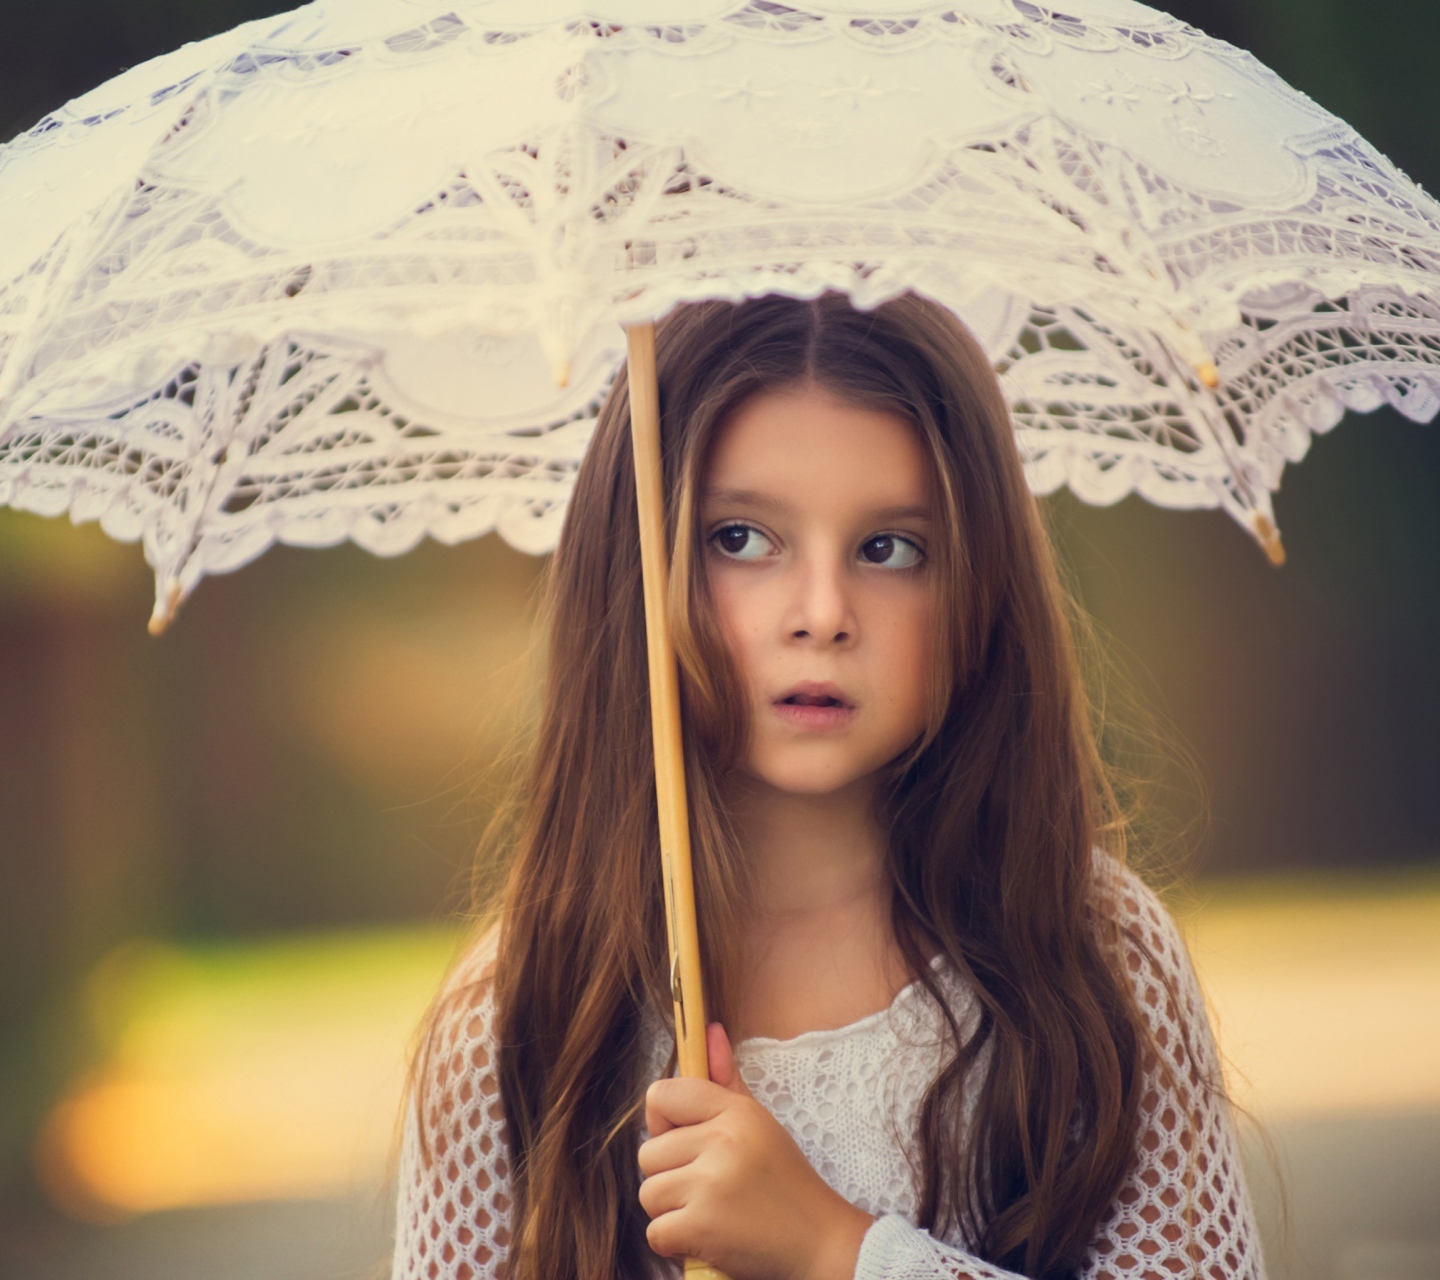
701, 383, 938, 797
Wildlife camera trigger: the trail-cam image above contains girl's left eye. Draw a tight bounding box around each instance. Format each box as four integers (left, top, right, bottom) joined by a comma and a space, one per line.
712, 524, 776, 561
859, 534, 923, 569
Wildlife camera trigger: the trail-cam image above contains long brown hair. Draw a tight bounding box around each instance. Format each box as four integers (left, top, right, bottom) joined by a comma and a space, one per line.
446, 294, 1160, 1279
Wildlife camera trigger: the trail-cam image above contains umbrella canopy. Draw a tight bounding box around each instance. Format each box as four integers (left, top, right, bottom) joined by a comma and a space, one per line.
3, 0, 1440, 632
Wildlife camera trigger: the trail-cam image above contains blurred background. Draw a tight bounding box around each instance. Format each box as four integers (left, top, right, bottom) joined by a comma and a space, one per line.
0, 2, 1437, 1278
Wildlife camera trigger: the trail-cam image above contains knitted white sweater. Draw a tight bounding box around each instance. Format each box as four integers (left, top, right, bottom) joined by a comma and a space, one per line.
391, 863, 1265, 1280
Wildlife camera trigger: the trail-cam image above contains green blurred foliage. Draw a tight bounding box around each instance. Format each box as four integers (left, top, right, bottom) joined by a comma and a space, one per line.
0, 0, 1438, 1212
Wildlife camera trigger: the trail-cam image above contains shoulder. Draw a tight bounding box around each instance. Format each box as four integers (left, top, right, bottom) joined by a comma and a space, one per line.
446, 923, 501, 998
413, 927, 505, 1143
1089, 851, 1189, 974
1088, 850, 1219, 1085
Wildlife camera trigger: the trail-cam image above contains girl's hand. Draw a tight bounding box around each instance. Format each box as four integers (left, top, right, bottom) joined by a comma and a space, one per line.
638, 1023, 875, 1280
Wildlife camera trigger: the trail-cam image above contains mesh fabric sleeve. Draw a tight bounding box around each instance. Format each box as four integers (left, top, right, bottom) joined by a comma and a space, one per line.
392, 975, 514, 1280
854, 863, 1267, 1280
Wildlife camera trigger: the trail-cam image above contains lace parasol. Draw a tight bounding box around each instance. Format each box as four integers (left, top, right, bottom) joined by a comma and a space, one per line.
2, 0, 1439, 628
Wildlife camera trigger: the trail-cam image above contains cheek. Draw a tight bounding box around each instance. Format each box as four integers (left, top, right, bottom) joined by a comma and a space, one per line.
708, 572, 766, 690
878, 591, 936, 732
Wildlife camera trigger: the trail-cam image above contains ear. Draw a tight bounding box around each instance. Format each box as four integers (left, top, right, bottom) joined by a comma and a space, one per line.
706, 1022, 751, 1097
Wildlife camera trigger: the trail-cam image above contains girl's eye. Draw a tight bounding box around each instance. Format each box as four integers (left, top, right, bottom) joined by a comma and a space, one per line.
859, 534, 923, 569
712, 524, 776, 561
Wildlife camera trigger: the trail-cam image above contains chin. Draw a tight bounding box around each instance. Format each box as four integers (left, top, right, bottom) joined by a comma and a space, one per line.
748, 754, 875, 798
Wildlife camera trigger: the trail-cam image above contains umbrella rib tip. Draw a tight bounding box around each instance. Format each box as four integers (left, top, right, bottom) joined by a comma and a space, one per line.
1251, 513, 1287, 567
148, 582, 184, 636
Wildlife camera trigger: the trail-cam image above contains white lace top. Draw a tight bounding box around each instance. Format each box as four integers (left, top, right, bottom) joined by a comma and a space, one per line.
391, 863, 1266, 1280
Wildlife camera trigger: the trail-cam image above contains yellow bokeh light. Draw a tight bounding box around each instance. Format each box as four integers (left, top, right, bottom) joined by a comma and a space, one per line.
38, 929, 461, 1219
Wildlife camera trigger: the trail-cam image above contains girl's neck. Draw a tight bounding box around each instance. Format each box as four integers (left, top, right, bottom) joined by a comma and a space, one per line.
728, 774, 909, 1042
731, 773, 888, 917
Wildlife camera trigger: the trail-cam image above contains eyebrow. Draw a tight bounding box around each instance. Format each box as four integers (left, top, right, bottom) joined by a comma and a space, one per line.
700, 487, 784, 512
700, 488, 934, 522
870, 504, 935, 522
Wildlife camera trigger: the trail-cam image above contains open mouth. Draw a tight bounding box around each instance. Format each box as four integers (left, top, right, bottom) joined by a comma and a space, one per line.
780, 692, 849, 709
772, 684, 855, 724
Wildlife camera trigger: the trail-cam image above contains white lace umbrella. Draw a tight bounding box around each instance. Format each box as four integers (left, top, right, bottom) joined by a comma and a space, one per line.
5, 0, 1440, 628
4, 5, 1440, 1237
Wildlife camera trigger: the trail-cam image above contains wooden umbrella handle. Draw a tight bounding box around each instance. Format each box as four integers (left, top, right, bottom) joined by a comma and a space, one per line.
627, 322, 730, 1280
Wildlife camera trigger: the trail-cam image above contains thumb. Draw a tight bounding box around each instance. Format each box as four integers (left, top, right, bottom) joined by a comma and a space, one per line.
706, 1022, 751, 1096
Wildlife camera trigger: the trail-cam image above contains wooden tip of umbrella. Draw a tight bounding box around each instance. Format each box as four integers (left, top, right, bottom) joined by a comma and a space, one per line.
551, 359, 571, 389
1195, 360, 1220, 389
147, 582, 183, 636
1252, 513, 1287, 567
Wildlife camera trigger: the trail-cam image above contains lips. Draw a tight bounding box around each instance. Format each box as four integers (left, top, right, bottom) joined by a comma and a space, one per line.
772, 681, 856, 730
776, 681, 852, 708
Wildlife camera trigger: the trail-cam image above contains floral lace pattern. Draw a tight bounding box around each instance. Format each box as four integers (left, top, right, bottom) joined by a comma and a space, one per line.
391, 860, 1265, 1280
3, 0, 1439, 626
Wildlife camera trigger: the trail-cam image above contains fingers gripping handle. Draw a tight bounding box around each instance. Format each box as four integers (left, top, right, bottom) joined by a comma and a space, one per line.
626, 323, 732, 1280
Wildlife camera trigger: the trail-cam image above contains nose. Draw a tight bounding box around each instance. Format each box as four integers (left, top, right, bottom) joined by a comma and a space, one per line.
784, 547, 855, 646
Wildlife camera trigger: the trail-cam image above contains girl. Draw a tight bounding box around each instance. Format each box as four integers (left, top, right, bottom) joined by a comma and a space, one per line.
391, 294, 1265, 1280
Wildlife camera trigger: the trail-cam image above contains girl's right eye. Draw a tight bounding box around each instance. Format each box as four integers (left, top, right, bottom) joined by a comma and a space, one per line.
711, 524, 776, 561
